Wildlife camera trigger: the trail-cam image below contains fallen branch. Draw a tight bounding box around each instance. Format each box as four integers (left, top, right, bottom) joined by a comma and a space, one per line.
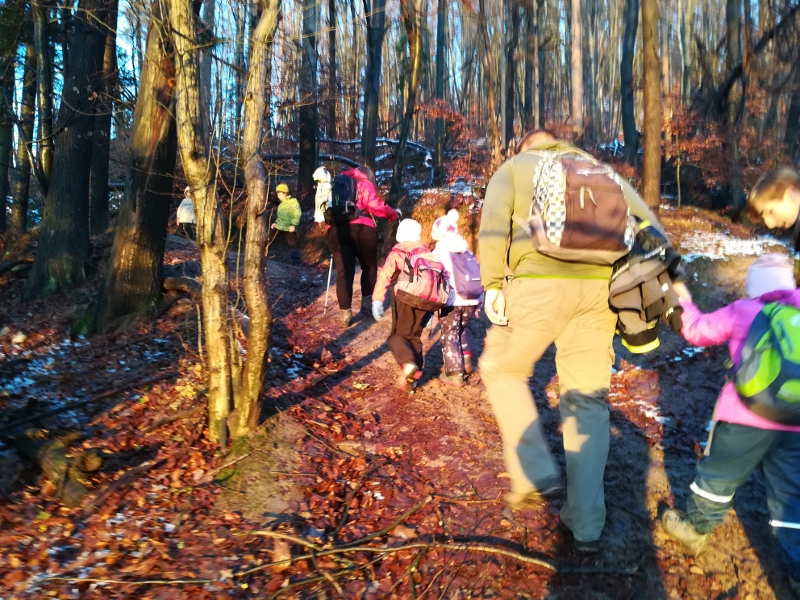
145, 405, 205, 433
81, 458, 165, 516
207, 452, 251, 478
163, 277, 202, 295
0, 372, 176, 436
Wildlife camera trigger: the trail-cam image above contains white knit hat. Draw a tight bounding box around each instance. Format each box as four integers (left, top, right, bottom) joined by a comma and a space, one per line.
395, 219, 422, 243
313, 166, 331, 182
431, 209, 460, 241
745, 253, 796, 299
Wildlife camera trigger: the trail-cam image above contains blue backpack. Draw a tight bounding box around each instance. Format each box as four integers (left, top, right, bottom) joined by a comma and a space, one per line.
449, 251, 483, 299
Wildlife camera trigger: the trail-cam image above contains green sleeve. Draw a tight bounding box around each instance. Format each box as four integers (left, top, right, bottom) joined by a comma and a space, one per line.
479, 162, 515, 290
620, 179, 666, 236
289, 199, 302, 227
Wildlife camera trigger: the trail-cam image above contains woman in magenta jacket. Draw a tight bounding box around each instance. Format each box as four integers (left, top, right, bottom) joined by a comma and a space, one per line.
328, 166, 400, 327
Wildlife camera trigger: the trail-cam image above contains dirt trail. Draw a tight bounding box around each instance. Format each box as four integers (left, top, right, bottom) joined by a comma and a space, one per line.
217, 235, 794, 598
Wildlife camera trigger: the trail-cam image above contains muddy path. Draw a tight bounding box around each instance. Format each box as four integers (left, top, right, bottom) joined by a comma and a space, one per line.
215, 238, 794, 598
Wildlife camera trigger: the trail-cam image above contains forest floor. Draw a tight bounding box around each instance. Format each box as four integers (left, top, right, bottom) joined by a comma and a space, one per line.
0, 200, 797, 599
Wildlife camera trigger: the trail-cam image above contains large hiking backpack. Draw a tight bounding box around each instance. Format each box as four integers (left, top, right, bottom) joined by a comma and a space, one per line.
394, 248, 450, 311
514, 151, 635, 265
449, 251, 483, 300
735, 302, 800, 425
324, 174, 360, 225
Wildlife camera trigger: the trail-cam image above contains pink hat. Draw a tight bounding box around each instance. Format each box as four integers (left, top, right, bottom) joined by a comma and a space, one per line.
745, 253, 796, 299
431, 209, 460, 241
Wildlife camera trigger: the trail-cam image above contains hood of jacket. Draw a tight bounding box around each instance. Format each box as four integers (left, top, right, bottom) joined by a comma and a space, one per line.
313, 166, 331, 182
393, 241, 430, 254
434, 234, 469, 254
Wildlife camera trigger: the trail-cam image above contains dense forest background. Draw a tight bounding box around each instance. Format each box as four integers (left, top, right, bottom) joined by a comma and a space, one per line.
1, 0, 800, 442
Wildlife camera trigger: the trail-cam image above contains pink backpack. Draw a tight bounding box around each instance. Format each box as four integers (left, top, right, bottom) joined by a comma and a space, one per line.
394, 247, 450, 311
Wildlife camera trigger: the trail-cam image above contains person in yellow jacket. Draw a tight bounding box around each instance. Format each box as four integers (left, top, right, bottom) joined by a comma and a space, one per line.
478, 129, 662, 554
271, 183, 301, 265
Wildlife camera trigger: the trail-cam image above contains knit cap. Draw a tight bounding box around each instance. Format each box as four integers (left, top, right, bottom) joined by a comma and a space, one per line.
276, 183, 289, 194
431, 209, 460, 241
313, 166, 331, 182
395, 219, 422, 243
745, 253, 796, 299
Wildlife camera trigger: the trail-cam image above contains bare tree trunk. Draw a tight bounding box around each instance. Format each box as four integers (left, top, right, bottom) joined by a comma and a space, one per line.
0, 50, 14, 232
348, 0, 358, 140
661, 5, 671, 118
26, 0, 108, 299
785, 69, 800, 161
504, 1, 521, 147
361, 0, 386, 170
571, 0, 583, 140
524, 0, 538, 130
621, 0, 639, 164
298, 0, 318, 202
199, 0, 216, 131
89, 0, 119, 236
12, 41, 37, 232
434, 0, 445, 178
389, 0, 423, 199
478, 0, 502, 167
327, 0, 336, 139
726, 0, 745, 218
93, 0, 177, 331
232, 0, 281, 438
33, 0, 54, 189
642, 0, 661, 211
170, 0, 233, 445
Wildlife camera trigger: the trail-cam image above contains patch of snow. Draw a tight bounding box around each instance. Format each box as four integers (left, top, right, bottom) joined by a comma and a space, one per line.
679, 230, 788, 262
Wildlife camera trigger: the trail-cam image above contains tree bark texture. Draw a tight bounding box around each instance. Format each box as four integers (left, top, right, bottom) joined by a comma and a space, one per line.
641, 0, 661, 211
170, 0, 233, 445
504, 1, 520, 147
361, 0, 386, 171
12, 41, 37, 232
233, 0, 281, 438
434, 0, 445, 173
621, 0, 639, 164
89, 0, 120, 236
785, 68, 800, 161
726, 0, 746, 217
570, 0, 583, 138
0, 52, 13, 232
390, 0, 424, 200
94, 0, 177, 331
524, 0, 540, 131
478, 0, 502, 168
33, 0, 53, 190
328, 0, 336, 138
26, 0, 108, 299
199, 0, 215, 130
298, 0, 318, 202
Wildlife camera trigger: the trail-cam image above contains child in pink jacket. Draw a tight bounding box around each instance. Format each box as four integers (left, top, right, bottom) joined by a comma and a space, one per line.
663, 254, 800, 594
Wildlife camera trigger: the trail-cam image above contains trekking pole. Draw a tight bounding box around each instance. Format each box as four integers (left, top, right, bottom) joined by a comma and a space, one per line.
324, 255, 333, 314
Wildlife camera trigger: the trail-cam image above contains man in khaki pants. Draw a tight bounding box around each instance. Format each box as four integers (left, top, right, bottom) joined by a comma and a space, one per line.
478, 130, 661, 552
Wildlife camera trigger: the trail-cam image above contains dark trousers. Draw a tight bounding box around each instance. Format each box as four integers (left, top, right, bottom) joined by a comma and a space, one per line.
389, 292, 428, 369
440, 306, 473, 375
686, 421, 800, 573
177, 223, 195, 241
327, 224, 378, 311
269, 229, 298, 249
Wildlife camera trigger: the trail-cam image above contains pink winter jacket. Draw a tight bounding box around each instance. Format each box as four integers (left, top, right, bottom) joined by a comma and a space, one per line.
680, 289, 800, 432
339, 168, 399, 228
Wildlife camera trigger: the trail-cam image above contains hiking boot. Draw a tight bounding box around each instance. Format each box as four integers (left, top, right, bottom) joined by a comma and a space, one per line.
290, 249, 301, 266
463, 353, 474, 374
438, 372, 465, 388
397, 363, 422, 393
573, 538, 601, 554
505, 481, 565, 511
340, 309, 352, 327
660, 508, 711, 555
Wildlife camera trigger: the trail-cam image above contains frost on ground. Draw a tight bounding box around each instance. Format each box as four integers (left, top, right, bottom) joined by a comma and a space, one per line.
678, 230, 789, 262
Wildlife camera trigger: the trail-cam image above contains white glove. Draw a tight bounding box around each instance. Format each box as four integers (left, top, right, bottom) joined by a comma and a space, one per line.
372, 300, 385, 321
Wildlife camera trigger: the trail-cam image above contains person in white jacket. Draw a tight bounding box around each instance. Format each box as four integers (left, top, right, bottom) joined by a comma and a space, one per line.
431, 209, 483, 387
313, 166, 332, 224
177, 186, 196, 240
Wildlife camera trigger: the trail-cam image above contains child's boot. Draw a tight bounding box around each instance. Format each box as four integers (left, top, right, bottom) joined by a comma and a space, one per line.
438, 372, 465, 388
397, 363, 422, 393
290, 249, 300, 266
660, 508, 711, 555
463, 352, 474, 374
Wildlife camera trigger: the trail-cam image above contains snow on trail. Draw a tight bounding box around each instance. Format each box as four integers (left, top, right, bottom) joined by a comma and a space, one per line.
679, 230, 789, 262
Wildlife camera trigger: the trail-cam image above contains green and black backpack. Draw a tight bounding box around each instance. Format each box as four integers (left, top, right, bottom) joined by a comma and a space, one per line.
735, 302, 800, 425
